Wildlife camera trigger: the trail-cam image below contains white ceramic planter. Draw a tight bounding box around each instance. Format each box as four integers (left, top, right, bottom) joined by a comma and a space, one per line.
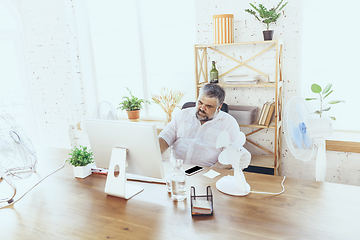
73, 164, 92, 178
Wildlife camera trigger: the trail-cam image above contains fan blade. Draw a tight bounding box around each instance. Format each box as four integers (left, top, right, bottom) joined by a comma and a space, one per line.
218, 150, 228, 164
298, 122, 312, 149
289, 121, 303, 149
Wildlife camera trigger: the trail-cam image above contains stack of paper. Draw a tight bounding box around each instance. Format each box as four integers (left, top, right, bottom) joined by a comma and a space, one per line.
224, 75, 260, 84
192, 199, 212, 215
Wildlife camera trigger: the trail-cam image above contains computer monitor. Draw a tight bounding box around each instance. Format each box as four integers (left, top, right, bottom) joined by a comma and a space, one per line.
84, 119, 165, 199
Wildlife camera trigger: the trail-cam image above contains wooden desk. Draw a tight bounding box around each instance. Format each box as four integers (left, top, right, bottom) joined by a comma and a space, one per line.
1, 148, 359, 239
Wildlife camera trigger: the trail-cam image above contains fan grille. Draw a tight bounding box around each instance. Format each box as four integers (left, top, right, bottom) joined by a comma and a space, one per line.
283, 97, 316, 162
0, 113, 37, 180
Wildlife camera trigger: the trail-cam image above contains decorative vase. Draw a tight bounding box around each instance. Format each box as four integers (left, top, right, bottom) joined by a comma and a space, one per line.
263, 30, 274, 41
73, 164, 92, 178
164, 111, 173, 125
127, 110, 140, 120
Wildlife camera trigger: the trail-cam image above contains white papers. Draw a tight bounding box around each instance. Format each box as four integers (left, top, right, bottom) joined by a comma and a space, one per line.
224, 75, 260, 84
203, 169, 220, 179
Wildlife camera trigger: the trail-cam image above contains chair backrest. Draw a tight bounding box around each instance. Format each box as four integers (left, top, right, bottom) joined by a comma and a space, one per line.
181, 102, 228, 113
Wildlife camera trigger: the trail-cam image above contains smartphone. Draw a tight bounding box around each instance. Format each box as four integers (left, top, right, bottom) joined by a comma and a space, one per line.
185, 165, 204, 176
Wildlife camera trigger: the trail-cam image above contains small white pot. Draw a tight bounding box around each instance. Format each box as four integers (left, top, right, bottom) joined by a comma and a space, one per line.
73, 164, 92, 178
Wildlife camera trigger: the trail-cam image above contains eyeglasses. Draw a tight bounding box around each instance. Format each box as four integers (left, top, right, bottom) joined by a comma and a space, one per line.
197, 100, 216, 111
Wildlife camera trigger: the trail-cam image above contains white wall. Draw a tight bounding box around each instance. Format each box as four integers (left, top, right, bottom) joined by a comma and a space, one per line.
195, 0, 360, 186
8, 0, 359, 185
9, 0, 85, 149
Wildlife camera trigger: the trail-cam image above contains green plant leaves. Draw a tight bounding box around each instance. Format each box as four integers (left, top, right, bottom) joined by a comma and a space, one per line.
118, 87, 151, 111
311, 84, 322, 93
67, 145, 94, 167
245, 1, 288, 30
307, 83, 344, 120
328, 100, 344, 104
323, 90, 333, 99
322, 83, 332, 94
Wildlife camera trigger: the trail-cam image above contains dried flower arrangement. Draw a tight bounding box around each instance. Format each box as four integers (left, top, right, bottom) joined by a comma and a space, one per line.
151, 88, 184, 125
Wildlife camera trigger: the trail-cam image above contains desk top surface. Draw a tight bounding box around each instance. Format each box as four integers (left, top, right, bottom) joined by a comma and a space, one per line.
1, 147, 360, 240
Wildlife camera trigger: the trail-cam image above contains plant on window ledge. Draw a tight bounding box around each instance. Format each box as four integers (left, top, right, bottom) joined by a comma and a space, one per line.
305, 83, 345, 121
118, 87, 151, 119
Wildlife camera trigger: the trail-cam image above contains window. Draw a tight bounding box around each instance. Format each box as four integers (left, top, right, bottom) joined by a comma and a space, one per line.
79, 0, 196, 120
301, 0, 360, 138
0, 2, 37, 143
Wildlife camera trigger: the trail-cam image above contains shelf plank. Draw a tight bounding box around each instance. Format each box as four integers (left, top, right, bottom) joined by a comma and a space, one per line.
249, 154, 274, 168
197, 82, 276, 88
240, 121, 275, 129
195, 39, 283, 48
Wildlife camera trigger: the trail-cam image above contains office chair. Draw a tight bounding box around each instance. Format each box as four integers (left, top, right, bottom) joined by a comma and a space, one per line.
181, 102, 229, 113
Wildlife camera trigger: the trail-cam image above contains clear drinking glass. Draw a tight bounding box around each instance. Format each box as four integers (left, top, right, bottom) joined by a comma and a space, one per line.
170, 159, 186, 202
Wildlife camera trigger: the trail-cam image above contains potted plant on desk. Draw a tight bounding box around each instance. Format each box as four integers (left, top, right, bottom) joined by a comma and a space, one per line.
67, 145, 94, 178
118, 87, 151, 120
245, 0, 289, 41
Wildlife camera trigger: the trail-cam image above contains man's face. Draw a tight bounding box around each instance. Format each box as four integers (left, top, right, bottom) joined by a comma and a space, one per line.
195, 95, 221, 122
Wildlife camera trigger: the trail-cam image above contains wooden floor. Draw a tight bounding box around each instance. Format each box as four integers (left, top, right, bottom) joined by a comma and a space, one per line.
1, 147, 360, 240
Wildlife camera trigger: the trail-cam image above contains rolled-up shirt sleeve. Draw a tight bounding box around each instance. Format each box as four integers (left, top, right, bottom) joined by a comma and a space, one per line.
159, 112, 178, 147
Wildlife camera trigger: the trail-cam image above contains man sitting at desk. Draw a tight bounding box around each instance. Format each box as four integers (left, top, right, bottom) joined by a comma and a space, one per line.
159, 83, 246, 167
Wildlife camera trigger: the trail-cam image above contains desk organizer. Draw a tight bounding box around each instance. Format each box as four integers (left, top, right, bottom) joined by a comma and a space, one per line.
190, 186, 213, 216
228, 105, 258, 125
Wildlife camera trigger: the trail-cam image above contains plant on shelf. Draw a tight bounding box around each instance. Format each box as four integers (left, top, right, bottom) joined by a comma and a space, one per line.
118, 87, 151, 120
151, 88, 184, 125
67, 145, 94, 178
306, 83, 345, 121
245, 0, 289, 40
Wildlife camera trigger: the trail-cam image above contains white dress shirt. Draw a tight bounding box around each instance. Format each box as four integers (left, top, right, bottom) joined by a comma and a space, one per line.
159, 107, 243, 166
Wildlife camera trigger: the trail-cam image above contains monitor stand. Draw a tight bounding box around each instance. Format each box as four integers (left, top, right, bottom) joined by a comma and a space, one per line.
104, 147, 144, 199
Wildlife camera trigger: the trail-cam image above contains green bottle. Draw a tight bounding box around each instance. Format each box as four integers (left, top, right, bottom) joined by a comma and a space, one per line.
209, 61, 218, 83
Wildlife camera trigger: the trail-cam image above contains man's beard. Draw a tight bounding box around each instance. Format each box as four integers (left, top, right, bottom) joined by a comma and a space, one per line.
196, 109, 219, 122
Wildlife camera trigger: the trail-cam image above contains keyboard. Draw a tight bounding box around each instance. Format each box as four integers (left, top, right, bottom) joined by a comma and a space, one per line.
92, 167, 166, 184
126, 173, 166, 184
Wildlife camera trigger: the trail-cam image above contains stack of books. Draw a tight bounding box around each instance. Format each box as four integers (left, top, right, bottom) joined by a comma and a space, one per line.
257, 102, 275, 126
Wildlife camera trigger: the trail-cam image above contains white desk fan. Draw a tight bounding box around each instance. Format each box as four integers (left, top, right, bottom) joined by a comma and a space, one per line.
0, 112, 37, 204
283, 96, 333, 181
215, 131, 251, 196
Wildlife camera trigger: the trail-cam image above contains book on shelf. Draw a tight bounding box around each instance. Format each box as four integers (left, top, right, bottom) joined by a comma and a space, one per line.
264, 102, 275, 126
257, 102, 268, 125
257, 102, 275, 126
260, 102, 271, 125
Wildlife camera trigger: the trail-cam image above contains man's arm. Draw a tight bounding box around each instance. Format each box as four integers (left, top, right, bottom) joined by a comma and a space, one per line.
159, 137, 169, 154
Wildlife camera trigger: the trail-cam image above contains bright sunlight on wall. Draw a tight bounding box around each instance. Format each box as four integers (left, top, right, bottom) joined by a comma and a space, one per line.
301, 0, 360, 133
85, 0, 196, 120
